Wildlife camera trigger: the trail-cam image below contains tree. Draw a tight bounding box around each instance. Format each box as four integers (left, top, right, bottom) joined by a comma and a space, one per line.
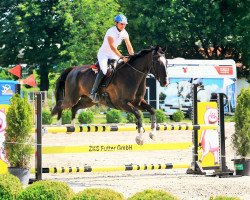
0, 0, 119, 90
59, 0, 119, 68
0, 0, 72, 90
120, 0, 249, 79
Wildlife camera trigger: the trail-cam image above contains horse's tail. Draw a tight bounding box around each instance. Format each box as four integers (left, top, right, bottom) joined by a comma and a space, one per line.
51, 67, 75, 116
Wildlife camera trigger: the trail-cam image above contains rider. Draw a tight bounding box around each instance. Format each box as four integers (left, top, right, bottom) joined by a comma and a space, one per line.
90, 14, 134, 103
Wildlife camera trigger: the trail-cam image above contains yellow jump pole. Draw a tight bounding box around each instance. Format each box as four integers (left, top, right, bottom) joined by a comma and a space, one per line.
31, 163, 191, 174
43, 124, 218, 133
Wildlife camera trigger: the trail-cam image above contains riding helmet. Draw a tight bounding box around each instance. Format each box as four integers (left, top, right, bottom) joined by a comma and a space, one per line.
114, 14, 128, 24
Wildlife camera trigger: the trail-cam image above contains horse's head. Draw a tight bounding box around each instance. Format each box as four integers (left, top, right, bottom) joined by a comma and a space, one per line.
150, 46, 169, 87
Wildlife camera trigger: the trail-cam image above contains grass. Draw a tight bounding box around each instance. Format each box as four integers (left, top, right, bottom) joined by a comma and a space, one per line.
224, 115, 235, 122
93, 114, 107, 124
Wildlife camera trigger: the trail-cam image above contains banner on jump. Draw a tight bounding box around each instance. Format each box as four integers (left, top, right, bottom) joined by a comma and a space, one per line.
197, 102, 219, 168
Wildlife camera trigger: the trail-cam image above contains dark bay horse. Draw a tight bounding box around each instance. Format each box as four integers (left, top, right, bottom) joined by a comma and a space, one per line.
52, 46, 169, 145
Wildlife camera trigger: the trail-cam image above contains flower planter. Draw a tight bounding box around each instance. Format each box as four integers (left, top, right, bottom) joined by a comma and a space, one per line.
233, 158, 250, 176
8, 167, 30, 185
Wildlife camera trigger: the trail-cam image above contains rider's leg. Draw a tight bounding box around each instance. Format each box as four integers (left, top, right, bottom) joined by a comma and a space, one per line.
90, 71, 105, 103
90, 55, 107, 103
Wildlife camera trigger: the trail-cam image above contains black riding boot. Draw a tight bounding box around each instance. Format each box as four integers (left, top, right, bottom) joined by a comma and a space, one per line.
90, 71, 105, 103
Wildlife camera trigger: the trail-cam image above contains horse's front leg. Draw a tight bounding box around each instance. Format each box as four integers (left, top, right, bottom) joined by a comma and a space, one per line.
124, 102, 145, 145
137, 99, 157, 140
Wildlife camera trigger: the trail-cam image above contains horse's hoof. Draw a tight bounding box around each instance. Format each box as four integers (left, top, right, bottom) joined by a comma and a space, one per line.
135, 136, 144, 145
149, 132, 156, 140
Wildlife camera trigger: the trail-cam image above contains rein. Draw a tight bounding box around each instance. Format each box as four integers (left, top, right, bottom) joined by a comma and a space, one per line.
126, 62, 149, 75
119, 53, 157, 76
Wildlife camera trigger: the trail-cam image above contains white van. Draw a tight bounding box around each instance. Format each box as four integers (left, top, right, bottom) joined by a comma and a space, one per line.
145, 59, 237, 116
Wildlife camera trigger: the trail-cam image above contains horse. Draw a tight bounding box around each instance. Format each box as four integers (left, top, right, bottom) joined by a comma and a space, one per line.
176, 78, 210, 102
177, 78, 228, 105
51, 46, 169, 145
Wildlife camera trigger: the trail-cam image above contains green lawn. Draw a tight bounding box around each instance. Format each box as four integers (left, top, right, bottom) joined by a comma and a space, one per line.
224, 115, 235, 122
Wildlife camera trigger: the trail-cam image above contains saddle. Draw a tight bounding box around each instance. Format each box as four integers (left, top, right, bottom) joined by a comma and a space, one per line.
90, 59, 117, 77
89, 59, 119, 90
89, 59, 118, 108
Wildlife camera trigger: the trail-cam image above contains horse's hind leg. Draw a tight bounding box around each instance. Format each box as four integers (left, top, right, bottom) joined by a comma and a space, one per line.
71, 102, 81, 125
62, 85, 81, 110
57, 110, 62, 125
137, 99, 157, 140
71, 97, 95, 125
51, 100, 63, 125
71, 98, 86, 125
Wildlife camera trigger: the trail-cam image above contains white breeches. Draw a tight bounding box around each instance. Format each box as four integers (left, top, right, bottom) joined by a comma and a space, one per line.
97, 52, 119, 75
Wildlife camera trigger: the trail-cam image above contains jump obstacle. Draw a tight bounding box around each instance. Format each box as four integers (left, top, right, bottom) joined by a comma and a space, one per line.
32, 85, 233, 182
42, 124, 218, 133
31, 163, 190, 174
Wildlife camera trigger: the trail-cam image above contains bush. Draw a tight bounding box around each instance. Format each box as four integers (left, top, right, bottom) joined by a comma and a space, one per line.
156, 109, 167, 123
172, 110, 185, 122
4, 94, 33, 168
42, 110, 53, 125
128, 189, 179, 200
127, 111, 144, 123
0, 173, 23, 200
17, 180, 74, 200
73, 188, 125, 200
78, 110, 94, 124
233, 86, 250, 156
106, 109, 122, 123
62, 110, 71, 124
159, 92, 167, 104
209, 196, 240, 200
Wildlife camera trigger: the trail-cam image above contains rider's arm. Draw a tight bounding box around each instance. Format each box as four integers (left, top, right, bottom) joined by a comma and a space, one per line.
107, 36, 129, 62
125, 37, 134, 55
107, 36, 123, 58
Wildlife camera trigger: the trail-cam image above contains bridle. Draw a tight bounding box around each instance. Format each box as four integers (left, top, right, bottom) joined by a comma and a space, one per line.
150, 54, 164, 80
123, 51, 165, 77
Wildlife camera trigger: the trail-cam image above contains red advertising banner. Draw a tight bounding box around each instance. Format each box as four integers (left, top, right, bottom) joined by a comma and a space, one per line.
215, 66, 233, 75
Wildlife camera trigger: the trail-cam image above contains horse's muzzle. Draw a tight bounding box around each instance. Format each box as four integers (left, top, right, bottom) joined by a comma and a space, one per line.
160, 78, 170, 87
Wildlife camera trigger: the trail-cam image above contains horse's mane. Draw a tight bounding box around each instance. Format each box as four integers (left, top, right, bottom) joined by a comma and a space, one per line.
128, 47, 154, 63
115, 47, 155, 71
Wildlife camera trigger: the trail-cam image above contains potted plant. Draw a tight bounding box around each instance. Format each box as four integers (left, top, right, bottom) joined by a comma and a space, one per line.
232, 86, 250, 176
4, 94, 33, 184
